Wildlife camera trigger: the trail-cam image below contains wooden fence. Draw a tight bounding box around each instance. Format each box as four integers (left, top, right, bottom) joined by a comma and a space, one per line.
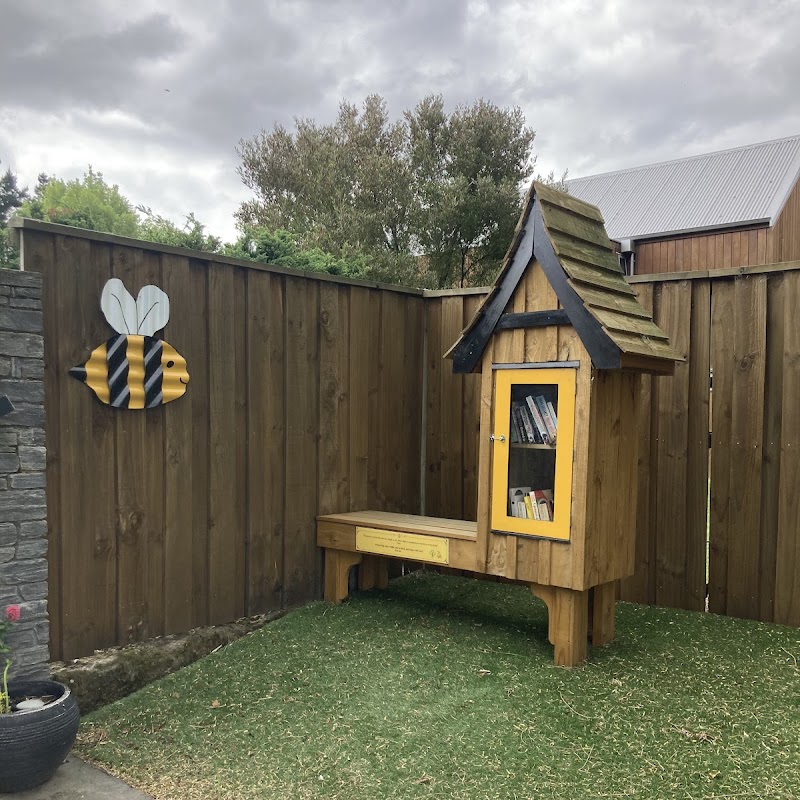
425, 263, 800, 626
20, 223, 424, 661
16, 218, 800, 660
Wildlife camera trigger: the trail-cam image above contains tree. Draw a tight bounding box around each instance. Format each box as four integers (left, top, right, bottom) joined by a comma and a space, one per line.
223, 227, 370, 278
0, 163, 28, 269
236, 94, 538, 288
19, 168, 139, 236
137, 208, 222, 252
16, 168, 222, 255
406, 96, 535, 287
238, 95, 414, 258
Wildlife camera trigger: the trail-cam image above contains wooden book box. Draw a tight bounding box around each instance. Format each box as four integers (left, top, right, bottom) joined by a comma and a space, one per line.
317, 181, 682, 666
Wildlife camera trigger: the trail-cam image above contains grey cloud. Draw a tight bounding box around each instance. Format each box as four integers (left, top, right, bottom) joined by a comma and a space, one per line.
1, 0, 799, 240
2, 12, 185, 111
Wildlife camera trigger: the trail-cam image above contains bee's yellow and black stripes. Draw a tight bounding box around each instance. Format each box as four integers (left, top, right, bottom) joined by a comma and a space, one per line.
69, 340, 111, 404
70, 334, 189, 409
143, 337, 165, 408
107, 334, 132, 407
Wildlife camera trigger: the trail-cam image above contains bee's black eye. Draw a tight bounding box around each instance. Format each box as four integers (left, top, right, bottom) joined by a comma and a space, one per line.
167, 360, 175, 368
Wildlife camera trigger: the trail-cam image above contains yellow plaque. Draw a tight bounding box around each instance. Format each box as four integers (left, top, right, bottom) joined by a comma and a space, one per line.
355, 527, 449, 565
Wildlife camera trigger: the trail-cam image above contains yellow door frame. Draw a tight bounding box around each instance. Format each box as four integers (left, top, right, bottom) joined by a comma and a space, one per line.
490, 367, 576, 541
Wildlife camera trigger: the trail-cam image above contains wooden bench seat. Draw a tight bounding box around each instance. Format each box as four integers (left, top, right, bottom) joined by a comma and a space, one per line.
316, 510, 616, 667
317, 511, 479, 603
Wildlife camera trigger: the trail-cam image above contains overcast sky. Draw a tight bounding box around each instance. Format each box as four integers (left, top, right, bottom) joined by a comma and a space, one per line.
2, 0, 799, 242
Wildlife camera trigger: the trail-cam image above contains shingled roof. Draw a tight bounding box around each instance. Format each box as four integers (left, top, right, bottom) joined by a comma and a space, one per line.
446, 181, 683, 375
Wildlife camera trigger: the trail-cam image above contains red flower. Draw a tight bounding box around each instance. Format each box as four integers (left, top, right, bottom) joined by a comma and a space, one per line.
5, 606, 20, 622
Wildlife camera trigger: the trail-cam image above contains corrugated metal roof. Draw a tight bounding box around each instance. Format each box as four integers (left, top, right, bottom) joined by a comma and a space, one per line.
566, 135, 800, 241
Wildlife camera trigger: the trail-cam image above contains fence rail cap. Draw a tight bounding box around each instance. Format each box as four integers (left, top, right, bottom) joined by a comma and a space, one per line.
628, 259, 800, 282
9, 216, 426, 296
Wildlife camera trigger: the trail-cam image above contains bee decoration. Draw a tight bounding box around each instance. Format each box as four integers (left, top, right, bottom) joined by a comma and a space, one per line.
69, 278, 189, 409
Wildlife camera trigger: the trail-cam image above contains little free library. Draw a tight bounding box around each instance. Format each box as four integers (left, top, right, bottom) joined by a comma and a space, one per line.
317, 181, 682, 667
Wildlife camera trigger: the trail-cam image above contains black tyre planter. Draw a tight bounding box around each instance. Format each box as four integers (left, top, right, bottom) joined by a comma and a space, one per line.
0, 680, 80, 793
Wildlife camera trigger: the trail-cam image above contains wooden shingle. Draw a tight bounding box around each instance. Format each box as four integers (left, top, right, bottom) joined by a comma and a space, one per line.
446, 181, 683, 375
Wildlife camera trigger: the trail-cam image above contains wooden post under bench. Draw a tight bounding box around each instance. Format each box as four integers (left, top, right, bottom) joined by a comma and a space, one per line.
324, 550, 362, 604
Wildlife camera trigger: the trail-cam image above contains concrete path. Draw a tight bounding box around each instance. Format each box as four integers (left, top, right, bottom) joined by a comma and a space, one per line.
15, 756, 151, 799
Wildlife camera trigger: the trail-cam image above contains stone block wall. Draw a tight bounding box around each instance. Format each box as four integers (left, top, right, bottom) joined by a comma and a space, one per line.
0, 269, 48, 679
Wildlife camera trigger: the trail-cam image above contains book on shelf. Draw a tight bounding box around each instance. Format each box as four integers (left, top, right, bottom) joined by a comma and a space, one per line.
511, 404, 526, 443
509, 414, 520, 443
532, 489, 554, 521
534, 394, 558, 444
547, 400, 558, 430
525, 396, 550, 445
525, 406, 544, 443
523, 494, 535, 519
509, 486, 532, 518
519, 404, 536, 443
529, 492, 540, 519
508, 485, 554, 521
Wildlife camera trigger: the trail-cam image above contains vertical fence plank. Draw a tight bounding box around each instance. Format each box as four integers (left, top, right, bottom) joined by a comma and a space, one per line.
685, 279, 711, 610
348, 288, 370, 511
462, 295, 484, 522
401, 296, 424, 515
318, 284, 350, 516
709, 279, 735, 614
246, 272, 285, 613
424, 300, 442, 516
207, 263, 239, 624
188, 260, 210, 627
652, 281, 693, 608
759, 273, 784, 622
233, 270, 248, 617
620, 283, 655, 604
141, 249, 166, 639
366, 291, 382, 510
284, 277, 320, 606
162, 252, 200, 633
775, 271, 800, 625
726, 275, 767, 619
378, 292, 406, 512
440, 296, 464, 519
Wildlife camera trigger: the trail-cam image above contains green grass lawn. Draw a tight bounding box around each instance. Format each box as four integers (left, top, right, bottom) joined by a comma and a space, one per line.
77, 572, 800, 800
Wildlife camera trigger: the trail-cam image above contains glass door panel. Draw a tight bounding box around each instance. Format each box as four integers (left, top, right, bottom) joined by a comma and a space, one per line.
490, 367, 575, 541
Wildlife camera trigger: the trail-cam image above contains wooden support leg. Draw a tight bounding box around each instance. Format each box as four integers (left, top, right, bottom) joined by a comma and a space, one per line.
590, 580, 616, 647
324, 549, 362, 603
531, 585, 556, 644
358, 555, 389, 591
531, 584, 589, 667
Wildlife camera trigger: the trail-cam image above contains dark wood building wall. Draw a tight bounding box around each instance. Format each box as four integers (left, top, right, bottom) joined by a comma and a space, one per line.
771, 174, 800, 263
634, 177, 800, 275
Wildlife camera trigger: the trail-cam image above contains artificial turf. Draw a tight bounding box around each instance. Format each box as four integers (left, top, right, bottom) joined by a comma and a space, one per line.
77, 572, 800, 799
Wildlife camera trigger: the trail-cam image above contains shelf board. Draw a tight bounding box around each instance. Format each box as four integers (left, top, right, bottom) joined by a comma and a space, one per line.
510, 443, 556, 450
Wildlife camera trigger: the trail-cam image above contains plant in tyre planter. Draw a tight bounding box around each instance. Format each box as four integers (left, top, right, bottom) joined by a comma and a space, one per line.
0, 604, 80, 793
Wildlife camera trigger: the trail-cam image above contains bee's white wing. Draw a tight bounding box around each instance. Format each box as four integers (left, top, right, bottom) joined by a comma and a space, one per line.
100, 278, 137, 334
136, 285, 170, 336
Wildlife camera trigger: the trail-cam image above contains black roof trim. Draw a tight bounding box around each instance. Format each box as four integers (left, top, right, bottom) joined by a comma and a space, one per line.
450, 197, 621, 374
